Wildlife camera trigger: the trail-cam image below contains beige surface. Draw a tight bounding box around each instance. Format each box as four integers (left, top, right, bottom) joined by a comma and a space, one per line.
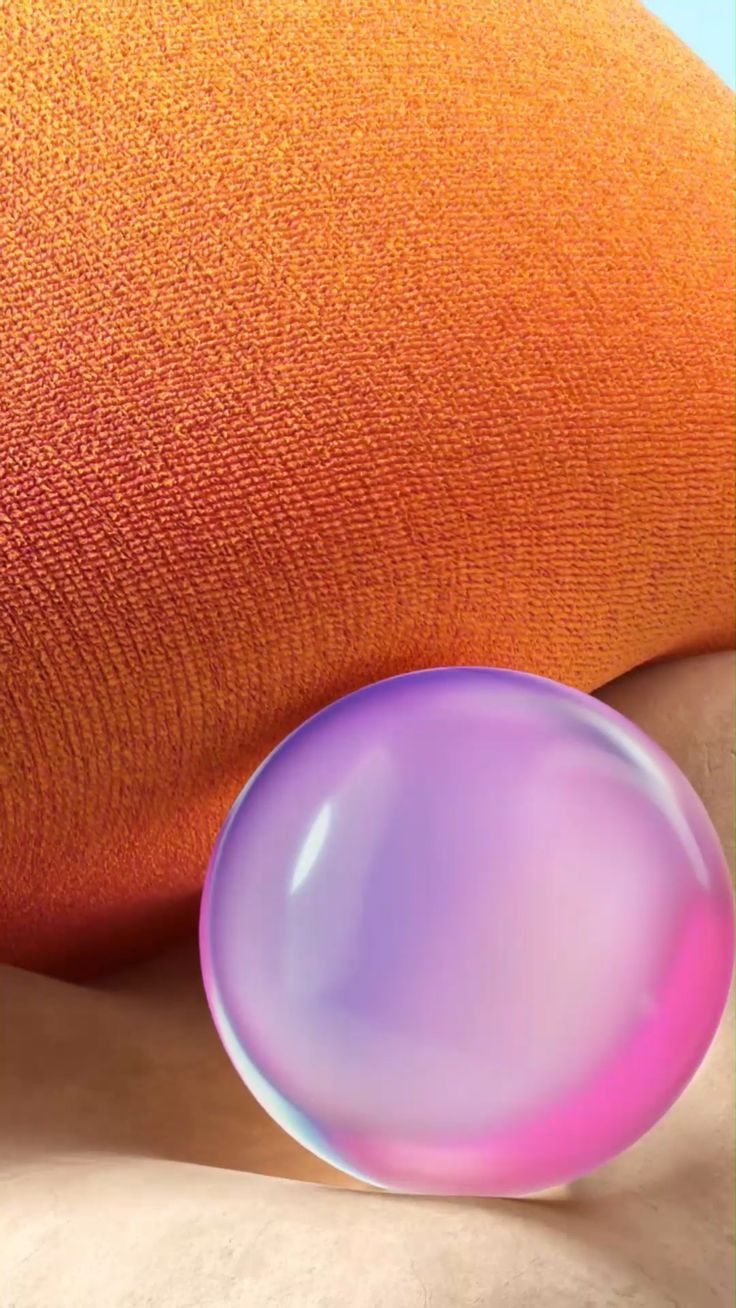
598, 653, 735, 873
2, 652, 734, 1307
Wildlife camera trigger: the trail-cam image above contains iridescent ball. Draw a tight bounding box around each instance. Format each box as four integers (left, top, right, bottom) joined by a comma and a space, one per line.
200, 667, 734, 1195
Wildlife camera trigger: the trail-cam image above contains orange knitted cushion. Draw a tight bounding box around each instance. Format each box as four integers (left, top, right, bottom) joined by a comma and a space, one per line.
1, 0, 733, 976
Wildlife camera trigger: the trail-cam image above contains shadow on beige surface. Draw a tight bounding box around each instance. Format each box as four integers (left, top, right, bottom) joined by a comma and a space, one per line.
2, 652, 734, 1307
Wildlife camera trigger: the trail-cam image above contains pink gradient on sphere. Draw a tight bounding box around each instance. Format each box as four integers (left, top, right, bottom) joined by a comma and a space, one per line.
200, 667, 734, 1195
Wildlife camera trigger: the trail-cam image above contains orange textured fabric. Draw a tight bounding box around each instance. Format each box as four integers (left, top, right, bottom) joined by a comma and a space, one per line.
1, 0, 734, 977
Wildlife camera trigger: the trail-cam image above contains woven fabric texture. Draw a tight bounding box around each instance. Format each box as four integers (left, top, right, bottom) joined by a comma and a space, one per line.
1, 0, 733, 975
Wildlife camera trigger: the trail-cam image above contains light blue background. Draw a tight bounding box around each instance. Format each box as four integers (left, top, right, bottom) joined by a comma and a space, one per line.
642, 0, 735, 89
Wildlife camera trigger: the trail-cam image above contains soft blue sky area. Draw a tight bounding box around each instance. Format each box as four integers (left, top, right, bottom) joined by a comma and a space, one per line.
642, 0, 735, 88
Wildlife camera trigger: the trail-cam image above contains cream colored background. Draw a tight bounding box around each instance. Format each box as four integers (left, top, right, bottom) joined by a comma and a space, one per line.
2, 652, 734, 1307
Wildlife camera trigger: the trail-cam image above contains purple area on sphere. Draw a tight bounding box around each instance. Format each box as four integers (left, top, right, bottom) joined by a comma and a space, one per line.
200, 667, 734, 1195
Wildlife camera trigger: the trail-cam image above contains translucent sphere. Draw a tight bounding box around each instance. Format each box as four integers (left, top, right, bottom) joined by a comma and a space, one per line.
200, 667, 734, 1195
